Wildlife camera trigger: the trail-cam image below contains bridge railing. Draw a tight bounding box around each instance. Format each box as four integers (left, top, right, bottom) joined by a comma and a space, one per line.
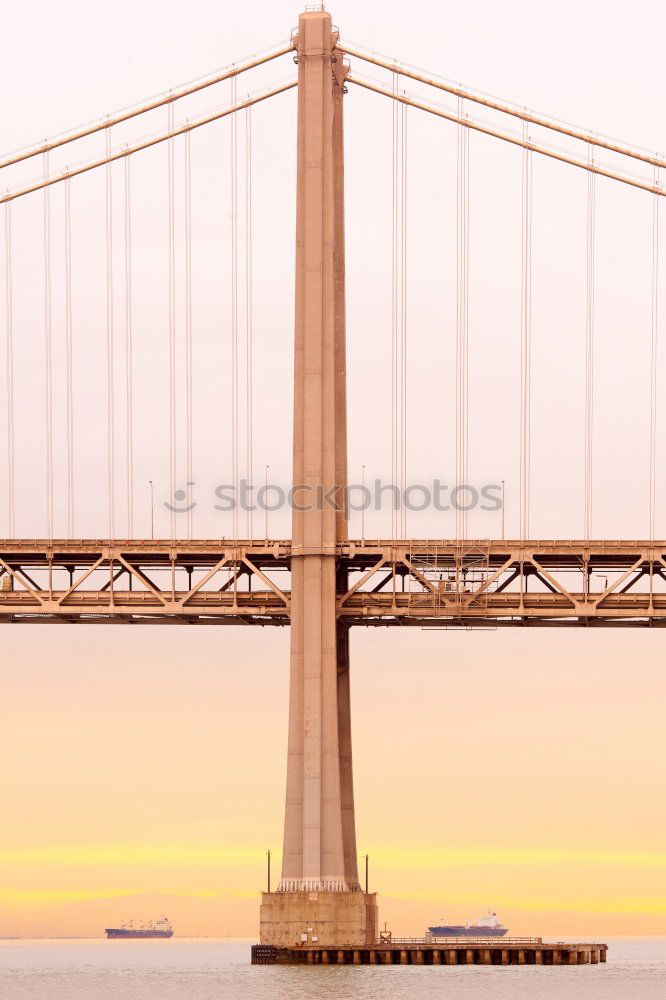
382, 936, 543, 945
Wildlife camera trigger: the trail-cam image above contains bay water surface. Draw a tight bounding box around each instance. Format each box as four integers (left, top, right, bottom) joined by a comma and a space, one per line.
1, 937, 664, 999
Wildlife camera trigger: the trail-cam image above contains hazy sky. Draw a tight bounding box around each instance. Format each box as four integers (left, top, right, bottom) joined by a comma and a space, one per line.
1, 0, 665, 938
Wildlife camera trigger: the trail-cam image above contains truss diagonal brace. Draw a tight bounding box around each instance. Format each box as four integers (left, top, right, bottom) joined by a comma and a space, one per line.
241, 556, 290, 607
0, 557, 46, 606
398, 556, 460, 610
340, 556, 387, 603
593, 556, 646, 606
56, 556, 105, 605
460, 555, 516, 607
527, 557, 577, 607
182, 555, 231, 603
115, 555, 167, 605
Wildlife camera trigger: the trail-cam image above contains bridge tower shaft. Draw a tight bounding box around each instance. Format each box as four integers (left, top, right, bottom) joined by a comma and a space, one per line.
260, 8, 378, 947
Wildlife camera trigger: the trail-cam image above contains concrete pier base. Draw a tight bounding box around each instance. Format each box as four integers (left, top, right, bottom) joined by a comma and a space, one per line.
260, 891, 377, 948
251, 940, 608, 965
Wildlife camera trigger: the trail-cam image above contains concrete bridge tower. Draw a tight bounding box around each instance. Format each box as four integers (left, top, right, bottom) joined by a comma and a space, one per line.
260, 7, 378, 947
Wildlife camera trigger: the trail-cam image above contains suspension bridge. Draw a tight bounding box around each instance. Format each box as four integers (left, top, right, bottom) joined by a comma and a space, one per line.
0, 5, 662, 953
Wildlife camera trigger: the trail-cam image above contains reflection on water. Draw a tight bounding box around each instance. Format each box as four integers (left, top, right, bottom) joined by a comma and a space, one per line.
0, 938, 664, 1000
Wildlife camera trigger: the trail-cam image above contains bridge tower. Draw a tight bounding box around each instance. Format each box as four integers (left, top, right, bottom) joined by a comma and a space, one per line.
260, 7, 378, 947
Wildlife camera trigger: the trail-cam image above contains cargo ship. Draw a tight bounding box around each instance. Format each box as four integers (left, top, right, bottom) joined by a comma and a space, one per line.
427, 911, 508, 938
105, 917, 173, 939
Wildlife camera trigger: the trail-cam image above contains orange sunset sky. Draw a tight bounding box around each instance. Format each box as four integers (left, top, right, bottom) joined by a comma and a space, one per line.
2, 623, 665, 938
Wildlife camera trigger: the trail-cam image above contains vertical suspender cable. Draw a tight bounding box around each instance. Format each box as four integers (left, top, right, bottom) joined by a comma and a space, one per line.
391, 70, 399, 544
124, 154, 134, 537
649, 167, 660, 540
231, 77, 239, 542
400, 102, 408, 539
463, 122, 470, 541
455, 101, 461, 542
168, 101, 177, 541
528, 141, 533, 537
105, 127, 115, 539
64, 179, 74, 536
391, 74, 407, 541
519, 120, 533, 541
4, 204, 15, 536
185, 130, 193, 541
44, 152, 54, 539
245, 106, 253, 540
456, 101, 469, 541
584, 145, 596, 540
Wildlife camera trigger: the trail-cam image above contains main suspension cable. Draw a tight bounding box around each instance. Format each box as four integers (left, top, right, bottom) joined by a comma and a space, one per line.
0, 81, 297, 206
346, 76, 665, 199
339, 43, 666, 171
4, 203, 15, 536
0, 42, 294, 170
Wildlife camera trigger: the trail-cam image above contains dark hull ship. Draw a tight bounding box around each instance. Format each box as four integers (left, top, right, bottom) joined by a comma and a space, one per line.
105, 917, 173, 939
428, 911, 508, 938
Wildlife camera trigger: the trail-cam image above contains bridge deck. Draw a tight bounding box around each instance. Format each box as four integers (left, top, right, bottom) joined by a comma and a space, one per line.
1, 539, 665, 626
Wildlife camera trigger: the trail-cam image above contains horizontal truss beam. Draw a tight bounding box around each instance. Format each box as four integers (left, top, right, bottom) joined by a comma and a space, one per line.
1, 539, 666, 627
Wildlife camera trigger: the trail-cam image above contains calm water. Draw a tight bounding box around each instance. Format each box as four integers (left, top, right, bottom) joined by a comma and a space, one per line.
1, 938, 665, 999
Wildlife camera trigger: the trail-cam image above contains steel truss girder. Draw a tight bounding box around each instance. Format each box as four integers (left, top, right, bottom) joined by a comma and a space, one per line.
1, 539, 666, 627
